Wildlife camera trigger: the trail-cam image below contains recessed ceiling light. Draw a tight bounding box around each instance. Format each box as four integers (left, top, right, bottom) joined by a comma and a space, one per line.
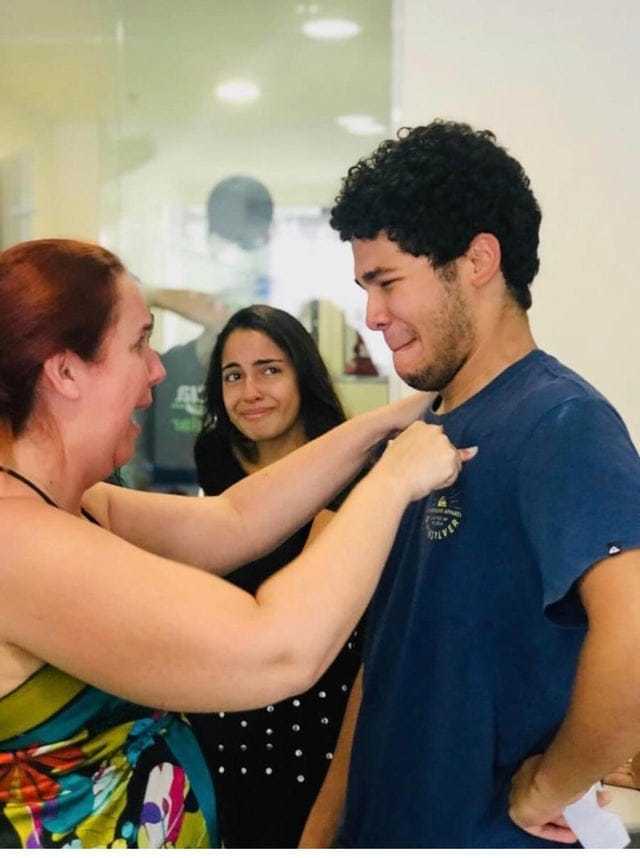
215, 79, 260, 104
302, 18, 361, 41
336, 114, 386, 136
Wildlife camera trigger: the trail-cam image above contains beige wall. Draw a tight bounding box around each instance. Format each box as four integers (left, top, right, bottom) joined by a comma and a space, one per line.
1, 113, 112, 246
395, 0, 639, 444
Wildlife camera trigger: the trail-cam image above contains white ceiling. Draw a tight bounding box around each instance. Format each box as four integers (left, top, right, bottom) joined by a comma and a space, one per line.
1, 0, 392, 205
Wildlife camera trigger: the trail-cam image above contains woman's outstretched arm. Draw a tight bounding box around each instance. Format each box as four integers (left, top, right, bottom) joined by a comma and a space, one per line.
2, 422, 475, 713
86, 394, 436, 572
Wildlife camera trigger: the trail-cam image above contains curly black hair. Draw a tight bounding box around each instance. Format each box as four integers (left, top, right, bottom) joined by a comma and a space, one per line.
330, 120, 541, 310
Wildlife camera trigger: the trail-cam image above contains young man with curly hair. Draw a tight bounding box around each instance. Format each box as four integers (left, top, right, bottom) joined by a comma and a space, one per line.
300, 121, 640, 848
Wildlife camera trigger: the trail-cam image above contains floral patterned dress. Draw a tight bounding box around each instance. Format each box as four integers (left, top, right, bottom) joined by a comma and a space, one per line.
0, 664, 217, 848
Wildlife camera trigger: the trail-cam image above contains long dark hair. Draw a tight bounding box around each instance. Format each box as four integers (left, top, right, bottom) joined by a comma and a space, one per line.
195, 305, 346, 490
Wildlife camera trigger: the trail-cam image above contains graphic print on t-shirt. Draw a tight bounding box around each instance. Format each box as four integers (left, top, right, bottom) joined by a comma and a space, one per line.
170, 383, 205, 434
423, 488, 463, 541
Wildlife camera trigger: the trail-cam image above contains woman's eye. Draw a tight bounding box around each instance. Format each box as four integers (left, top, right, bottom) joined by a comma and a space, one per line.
263, 365, 281, 376
223, 372, 241, 384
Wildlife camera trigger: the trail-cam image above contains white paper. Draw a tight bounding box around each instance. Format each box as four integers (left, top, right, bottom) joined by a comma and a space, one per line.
563, 782, 630, 849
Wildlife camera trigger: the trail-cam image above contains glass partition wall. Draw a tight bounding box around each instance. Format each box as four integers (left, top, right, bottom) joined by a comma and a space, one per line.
1, 0, 393, 490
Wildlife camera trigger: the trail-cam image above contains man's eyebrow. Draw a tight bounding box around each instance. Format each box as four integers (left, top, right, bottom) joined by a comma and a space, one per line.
355, 266, 396, 286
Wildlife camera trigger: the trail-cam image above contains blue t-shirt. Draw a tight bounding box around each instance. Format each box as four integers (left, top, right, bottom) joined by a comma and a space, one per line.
339, 350, 640, 848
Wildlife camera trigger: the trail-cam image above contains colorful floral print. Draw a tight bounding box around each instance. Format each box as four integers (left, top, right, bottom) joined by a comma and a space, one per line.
0, 666, 217, 848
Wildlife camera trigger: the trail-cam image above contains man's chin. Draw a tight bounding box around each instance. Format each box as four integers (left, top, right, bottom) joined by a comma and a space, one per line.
399, 367, 436, 392
393, 350, 435, 391
400, 358, 462, 394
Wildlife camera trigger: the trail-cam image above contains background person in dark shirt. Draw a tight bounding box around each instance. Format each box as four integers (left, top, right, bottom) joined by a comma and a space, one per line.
137, 176, 274, 491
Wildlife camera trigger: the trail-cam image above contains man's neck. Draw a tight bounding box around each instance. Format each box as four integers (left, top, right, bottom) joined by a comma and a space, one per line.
437, 311, 536, 414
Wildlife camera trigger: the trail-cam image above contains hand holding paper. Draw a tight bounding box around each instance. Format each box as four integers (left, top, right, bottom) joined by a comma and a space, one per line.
509, 755, 630, 847
509, 754, 579, 843
564, 783, 630, 849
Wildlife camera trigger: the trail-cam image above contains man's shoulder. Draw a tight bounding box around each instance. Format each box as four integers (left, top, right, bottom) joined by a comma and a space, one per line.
447, 351, 630, 462
495, 350, 613, 429
523, 350, 603, 400
160, 337, 201, 368
499, 352, 639, 484
519, 351, 627, 432
154, 339, 206, 398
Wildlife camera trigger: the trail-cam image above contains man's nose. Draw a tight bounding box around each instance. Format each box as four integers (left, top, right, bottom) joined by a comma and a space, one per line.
365, 290, 389, 331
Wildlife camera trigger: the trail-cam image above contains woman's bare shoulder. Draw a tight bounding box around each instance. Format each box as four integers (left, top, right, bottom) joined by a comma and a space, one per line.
0, 497, 96, 570
0, 500, 68, 681
0, 495, 61, 529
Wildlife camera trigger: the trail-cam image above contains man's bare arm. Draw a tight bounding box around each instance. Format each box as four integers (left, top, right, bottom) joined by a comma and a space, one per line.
509, 549, 640, 842
144, 286, 229, 330
603, 751, 640, 789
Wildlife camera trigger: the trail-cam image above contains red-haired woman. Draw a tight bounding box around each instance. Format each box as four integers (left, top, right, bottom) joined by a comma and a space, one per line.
0, 238, 473, 848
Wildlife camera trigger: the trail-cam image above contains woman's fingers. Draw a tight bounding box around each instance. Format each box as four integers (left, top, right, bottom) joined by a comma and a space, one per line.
380, 423, 477, 500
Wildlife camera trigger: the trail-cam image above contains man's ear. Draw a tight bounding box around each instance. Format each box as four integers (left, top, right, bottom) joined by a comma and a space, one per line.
465, 233, 501, 287
41, 351, 83, 401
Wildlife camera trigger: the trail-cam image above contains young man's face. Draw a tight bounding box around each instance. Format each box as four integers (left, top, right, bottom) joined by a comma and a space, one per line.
353, 232, 475, 392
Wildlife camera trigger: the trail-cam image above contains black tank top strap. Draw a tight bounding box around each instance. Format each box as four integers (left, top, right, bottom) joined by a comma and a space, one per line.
81, 508, 101, 525
1, 466, 101, 527
0, 466, 57, 507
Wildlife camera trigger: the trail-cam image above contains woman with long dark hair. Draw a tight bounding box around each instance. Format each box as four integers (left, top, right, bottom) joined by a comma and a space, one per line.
192, 306, 359, 846
196, 305, 346, 480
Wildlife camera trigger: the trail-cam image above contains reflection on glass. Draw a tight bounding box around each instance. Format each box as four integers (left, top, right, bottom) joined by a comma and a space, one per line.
0, 0, 393, 491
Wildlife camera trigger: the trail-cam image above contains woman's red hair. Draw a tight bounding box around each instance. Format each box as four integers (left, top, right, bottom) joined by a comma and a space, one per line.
0, 238, 124, 435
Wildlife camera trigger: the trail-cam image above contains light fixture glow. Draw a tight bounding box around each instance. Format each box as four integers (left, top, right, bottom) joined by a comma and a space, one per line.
336, 114, 386, 136
302, 17, 361, 41
215, 79, 260, 104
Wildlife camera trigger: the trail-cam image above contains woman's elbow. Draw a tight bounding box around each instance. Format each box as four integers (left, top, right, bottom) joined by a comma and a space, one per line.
261, 643, 328, 704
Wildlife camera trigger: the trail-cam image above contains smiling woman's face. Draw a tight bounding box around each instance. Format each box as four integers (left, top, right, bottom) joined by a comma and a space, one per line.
221, 328, 303, 444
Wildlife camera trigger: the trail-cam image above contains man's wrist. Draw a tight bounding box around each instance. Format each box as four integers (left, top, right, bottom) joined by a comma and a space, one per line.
532, 761, 585, 813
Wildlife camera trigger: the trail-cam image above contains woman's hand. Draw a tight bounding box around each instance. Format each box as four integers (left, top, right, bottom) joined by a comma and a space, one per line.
376, 422, 477, 503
